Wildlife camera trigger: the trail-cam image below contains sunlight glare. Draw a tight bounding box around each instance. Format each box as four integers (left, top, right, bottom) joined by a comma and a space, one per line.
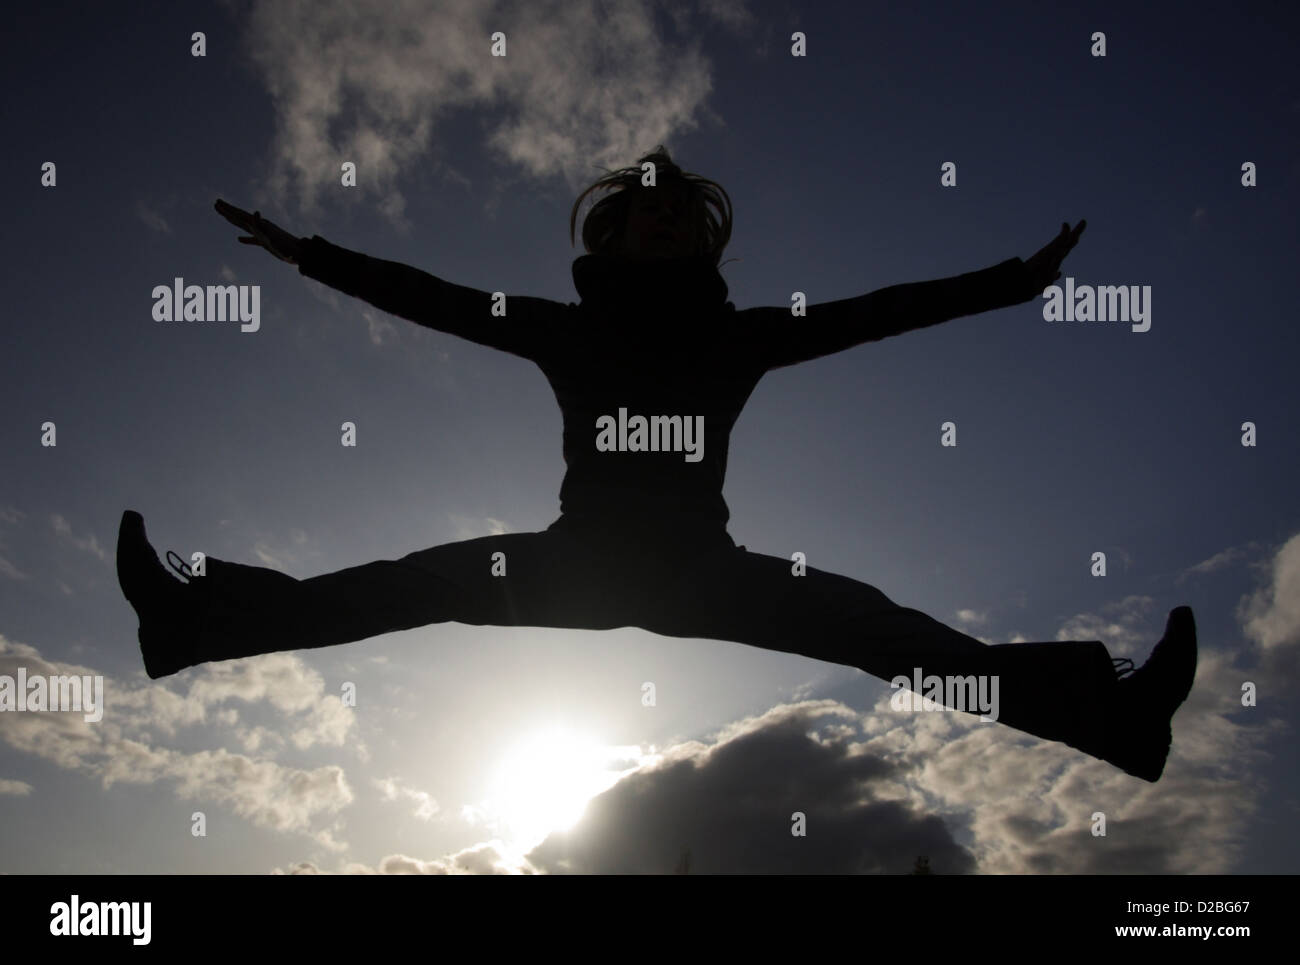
482, 725, 647, 848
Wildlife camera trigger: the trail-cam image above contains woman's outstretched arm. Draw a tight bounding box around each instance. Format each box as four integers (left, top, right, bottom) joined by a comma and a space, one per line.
736, 220, 1085, 371
215, 199, 567, 362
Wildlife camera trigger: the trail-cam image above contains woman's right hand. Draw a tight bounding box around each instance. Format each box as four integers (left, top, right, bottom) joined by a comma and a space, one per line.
214, 199, 303, 265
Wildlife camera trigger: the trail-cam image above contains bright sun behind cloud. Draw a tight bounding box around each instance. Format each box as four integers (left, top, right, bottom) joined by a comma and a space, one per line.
480, 725, 651, 849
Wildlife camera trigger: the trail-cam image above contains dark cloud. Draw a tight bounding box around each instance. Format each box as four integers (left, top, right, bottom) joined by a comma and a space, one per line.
526, 702, 976, 874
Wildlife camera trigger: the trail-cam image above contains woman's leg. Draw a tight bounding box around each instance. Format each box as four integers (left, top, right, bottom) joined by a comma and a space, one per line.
121, 512, 1193, 779
120, 512, 639, 677
636, 544, 1191, 780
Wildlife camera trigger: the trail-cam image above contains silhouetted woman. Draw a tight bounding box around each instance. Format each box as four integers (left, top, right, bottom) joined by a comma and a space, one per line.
118, 148, 1195, 781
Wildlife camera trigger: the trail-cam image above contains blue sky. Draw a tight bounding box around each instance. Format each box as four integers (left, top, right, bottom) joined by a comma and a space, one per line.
2, 0, 1298, 873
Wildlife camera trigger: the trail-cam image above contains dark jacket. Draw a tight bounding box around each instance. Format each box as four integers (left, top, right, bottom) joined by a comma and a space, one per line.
297, 237, 1025, 536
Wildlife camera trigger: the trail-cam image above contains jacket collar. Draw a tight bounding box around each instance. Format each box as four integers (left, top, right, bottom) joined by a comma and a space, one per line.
572, 253, 730, 312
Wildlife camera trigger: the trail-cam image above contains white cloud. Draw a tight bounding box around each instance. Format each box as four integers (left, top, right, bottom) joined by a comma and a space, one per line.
1179, 542, 1258, 582
0, 636, 356, 846
1234, 532, 1300, 687
1055, 594, 1156, 657
447, 514, 510, 539
252, 543, 289, 571
184, 654, 357, 751
0, 778, 34, 796
955, 608, 987, 626
361, 308, 399, 346
373, 776, 439, 821
50, 514, 109, 563
236, 724, 283, 754
136, 201, 171, 234
1237, 532, 1300, 653
275, 839, 536, 874
243, 0, 741, 222
698, 0, 753, 30
1187, 547, 1242, 576
246, 531, 316, 574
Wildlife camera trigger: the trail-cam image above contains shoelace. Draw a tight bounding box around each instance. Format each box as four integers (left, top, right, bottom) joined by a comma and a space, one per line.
165, 550, 194, 582
1112, 656, 1136, 679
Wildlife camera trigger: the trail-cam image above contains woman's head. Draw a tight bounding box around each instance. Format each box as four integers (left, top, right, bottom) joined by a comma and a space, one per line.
569, 146, 733, 264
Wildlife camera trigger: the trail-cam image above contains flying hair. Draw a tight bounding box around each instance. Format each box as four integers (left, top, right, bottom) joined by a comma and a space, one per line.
569, 145, 734, 265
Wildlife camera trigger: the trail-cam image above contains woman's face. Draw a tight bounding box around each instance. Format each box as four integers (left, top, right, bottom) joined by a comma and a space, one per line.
619, 183, 700, 259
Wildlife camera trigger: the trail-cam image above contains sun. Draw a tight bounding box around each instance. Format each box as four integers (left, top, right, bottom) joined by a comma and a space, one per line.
481, 725, 648, 849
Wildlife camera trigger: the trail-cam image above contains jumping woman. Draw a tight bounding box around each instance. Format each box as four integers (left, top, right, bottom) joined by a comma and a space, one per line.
118, 148, 1196, 782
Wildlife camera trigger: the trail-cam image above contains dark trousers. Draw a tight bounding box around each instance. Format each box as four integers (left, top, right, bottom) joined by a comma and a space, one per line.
189, 515, 1116, 750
